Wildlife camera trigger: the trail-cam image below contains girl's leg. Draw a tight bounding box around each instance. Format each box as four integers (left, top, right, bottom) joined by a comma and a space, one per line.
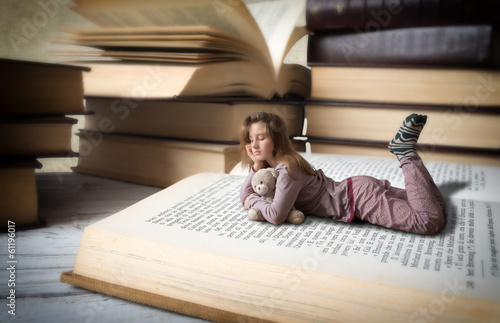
402, 156, 445, 210
386, 163, 445, 210
398, 155, 445, 232
352, 173, 444, 235
353, 114, 445, 234
389, 113, 445, 209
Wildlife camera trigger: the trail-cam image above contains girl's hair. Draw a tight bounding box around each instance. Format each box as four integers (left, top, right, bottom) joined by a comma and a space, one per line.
239, 112, 316, 178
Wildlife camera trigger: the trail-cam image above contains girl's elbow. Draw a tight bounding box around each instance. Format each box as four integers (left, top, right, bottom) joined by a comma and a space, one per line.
265, 212, 287, 226
268, 218, 283, 226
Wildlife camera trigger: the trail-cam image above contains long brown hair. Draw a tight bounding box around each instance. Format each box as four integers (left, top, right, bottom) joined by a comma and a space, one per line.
239, 112, 316, 178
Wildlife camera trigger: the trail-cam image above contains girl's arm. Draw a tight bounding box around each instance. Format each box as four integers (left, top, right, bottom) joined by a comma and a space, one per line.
240, 143, 267, 208
240, 168, 257, 206
246, 164, 303, 225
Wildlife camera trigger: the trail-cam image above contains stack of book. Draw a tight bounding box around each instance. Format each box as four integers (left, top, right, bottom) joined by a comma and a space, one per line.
62, 0, 310, 187
304, 0, 500, 166
0, 59, 87, 227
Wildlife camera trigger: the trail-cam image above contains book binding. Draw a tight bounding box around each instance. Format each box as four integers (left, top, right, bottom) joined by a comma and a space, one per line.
60, 271, 271, 323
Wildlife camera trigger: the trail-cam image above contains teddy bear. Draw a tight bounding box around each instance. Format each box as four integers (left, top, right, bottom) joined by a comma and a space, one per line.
247, 167, 305, 225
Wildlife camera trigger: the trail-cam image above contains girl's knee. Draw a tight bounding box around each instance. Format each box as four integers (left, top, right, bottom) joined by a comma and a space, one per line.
417, 211, 445, 235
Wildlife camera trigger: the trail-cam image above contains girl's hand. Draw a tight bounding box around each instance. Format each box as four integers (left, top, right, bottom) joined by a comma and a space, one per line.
244, 195, 251, 210
245, 144, 264, 171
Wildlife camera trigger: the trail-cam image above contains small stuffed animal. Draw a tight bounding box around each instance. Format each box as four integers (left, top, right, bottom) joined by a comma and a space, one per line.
247, 167, 305, 224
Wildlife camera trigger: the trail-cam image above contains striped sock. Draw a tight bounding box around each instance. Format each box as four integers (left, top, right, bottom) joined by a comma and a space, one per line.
388, 113, 427, 159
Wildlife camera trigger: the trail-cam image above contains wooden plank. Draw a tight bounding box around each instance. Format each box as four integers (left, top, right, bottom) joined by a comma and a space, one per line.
0, 172, 208, 322
36, 172, 162, 219
12, 293, 207, 322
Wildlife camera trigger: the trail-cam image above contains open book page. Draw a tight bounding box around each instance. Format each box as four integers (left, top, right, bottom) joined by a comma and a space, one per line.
73, 0, 272, 71
302, 153, 500, 202
74, 0, 257, 38
244, 0, 306, 75
61, 25, 267, 66
83, 154, 500, 302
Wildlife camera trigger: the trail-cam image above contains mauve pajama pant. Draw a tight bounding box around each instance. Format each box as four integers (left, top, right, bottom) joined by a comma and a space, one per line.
351, 156, 445, 235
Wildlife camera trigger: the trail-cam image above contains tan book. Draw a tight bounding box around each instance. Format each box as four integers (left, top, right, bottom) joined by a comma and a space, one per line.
63, 0, 310, 99
0, 117, 78, 157
305, 102, 500, 150
71, 55, 310, 99
0, 59, 88, 115
308, 138, 500, 167
62, 153, 500, 322
74, 131, 241, 187
0, 159, 42, 228
84, 97, 305, 143
310, 66, 500, 106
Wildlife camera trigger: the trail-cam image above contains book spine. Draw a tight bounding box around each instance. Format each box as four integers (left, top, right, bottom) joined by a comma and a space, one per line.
305, 99, 500, 113
306, 136, 500, 155
305, 0, 499, 31
307, 25, 497, 67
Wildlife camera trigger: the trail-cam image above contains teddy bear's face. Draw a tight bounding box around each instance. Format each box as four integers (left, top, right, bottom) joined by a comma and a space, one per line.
251, 168, 277, 197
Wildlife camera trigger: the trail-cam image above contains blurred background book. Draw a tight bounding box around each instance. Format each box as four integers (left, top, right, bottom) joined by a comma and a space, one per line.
304, 0, 500, 166
0, 0, 309, 174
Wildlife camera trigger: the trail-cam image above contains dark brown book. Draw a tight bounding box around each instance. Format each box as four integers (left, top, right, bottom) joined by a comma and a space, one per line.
0, 59, 89, 116
308, 25, 500, 67
306, 0, 499, 31
0, 158, 42, 228
0, 116, 78, 157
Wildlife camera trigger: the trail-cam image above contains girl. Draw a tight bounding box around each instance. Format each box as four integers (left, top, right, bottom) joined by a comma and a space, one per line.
239, 112, 445, 235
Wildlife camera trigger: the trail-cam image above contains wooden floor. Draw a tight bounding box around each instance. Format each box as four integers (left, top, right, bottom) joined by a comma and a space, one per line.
0, 172, 208, 323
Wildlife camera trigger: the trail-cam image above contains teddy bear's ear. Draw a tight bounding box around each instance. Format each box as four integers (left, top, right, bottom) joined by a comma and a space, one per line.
268, 168, 278, 179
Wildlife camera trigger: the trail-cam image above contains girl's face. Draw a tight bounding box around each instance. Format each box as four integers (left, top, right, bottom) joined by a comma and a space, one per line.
248, 122, 275, 163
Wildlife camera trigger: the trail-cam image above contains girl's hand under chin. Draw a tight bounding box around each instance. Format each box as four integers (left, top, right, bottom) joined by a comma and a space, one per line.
246, 144, 264, 171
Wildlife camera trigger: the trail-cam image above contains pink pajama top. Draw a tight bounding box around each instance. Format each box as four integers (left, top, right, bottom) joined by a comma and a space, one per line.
240, 163, 354, 225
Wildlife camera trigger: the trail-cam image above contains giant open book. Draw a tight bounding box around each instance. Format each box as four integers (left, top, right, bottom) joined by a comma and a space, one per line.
62, 154, 500, 322
62, 0, 310, 98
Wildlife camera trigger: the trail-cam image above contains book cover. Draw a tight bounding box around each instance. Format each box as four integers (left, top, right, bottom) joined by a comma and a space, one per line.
307, 138, 500, 166
305, 101, 500, 150
74, 130, 241, 187
83, 97, 305, 143
306, 0, 499, 31
308, 25, 500, 67
310, 66, 500, 105
0, 59, 88, 116
0, 116, 78, 157
0, 158, 42, 228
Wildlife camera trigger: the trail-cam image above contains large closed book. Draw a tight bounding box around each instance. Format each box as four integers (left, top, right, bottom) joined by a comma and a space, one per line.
84, 97, 305, 143
63, 0, 311, 99
72, 59, 310, 99
61, 153, 500, 322
0, 59, 88, 116
306, 0, 499, 31
307, 137, 500, 166
305, 102, 500, 150
74, 131, 241, 187
310, 66, 500, 105
308, 25, 500, 67
0, 159, 42, 228
0, 117, 78, 157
